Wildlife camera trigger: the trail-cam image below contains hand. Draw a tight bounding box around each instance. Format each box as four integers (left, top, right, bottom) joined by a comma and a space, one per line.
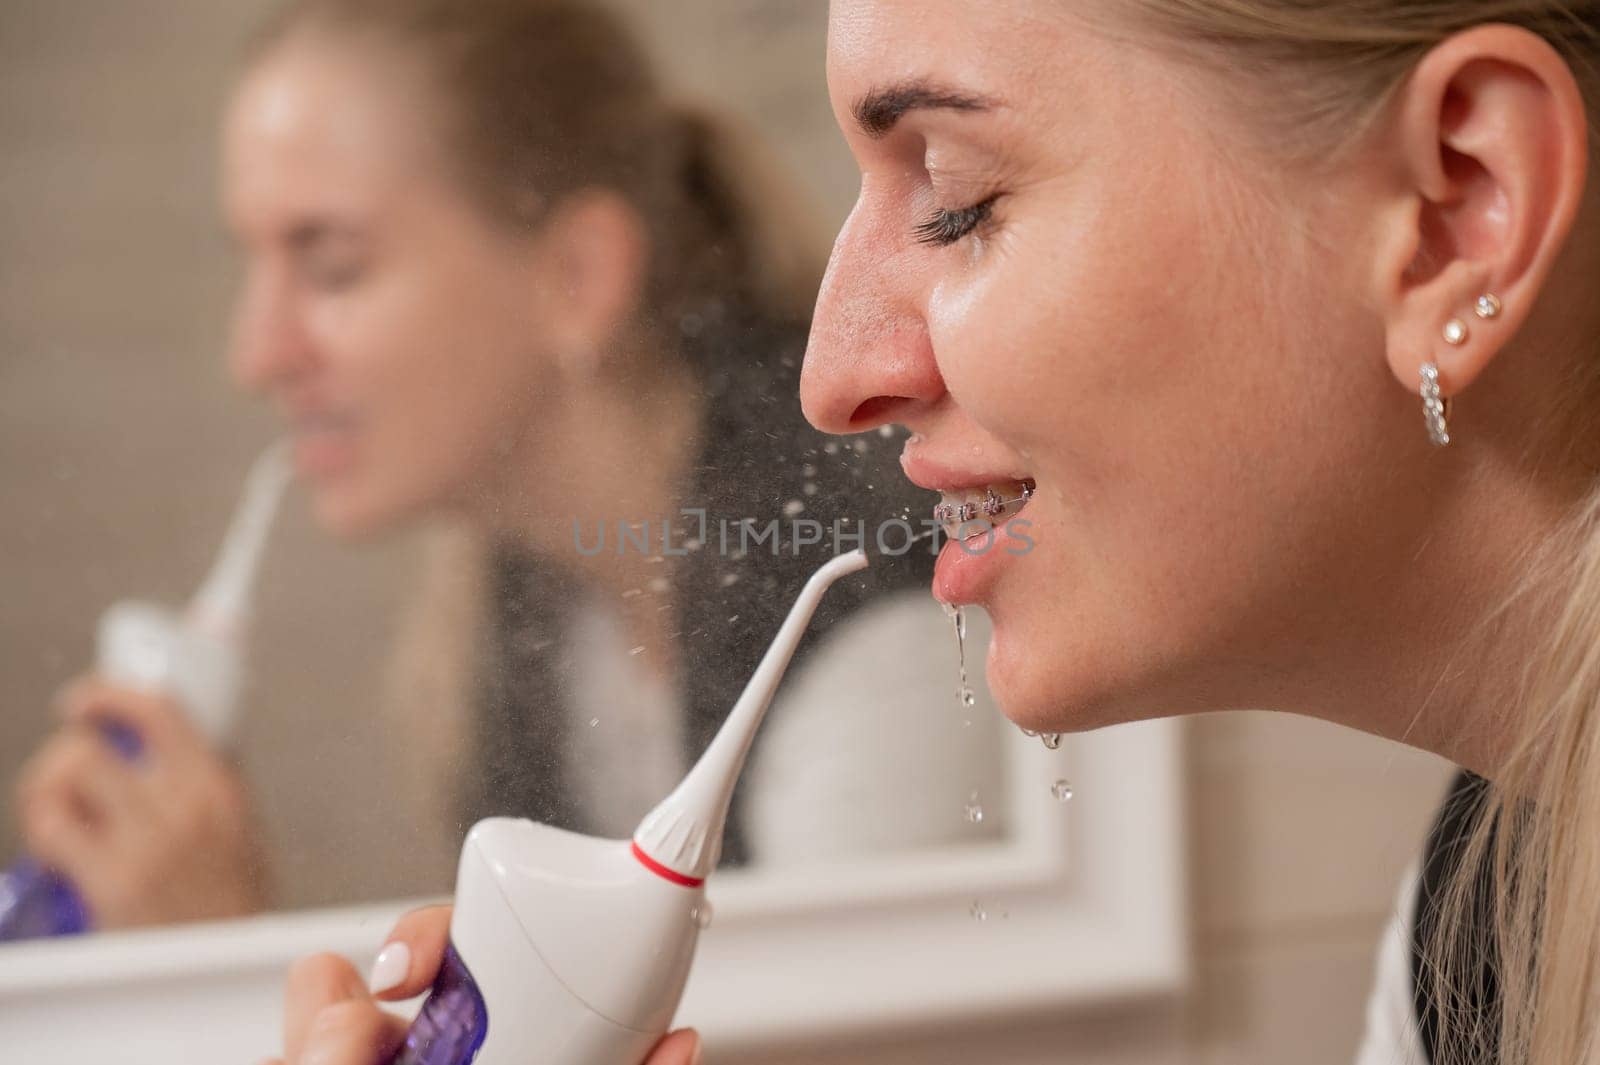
14, 676, 270, 928
265, 905, 703, 1065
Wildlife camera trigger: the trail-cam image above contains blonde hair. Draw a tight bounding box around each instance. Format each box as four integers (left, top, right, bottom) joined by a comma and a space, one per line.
1123, 2, 1600, 162
1114, 2, 1600, 1062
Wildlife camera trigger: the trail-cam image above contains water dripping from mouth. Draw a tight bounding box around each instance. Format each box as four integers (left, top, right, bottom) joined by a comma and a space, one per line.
951, 606, 975, 710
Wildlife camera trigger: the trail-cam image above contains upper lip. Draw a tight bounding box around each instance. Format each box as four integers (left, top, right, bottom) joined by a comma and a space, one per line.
280, 395, 356, 427
899, 450, 1031, 494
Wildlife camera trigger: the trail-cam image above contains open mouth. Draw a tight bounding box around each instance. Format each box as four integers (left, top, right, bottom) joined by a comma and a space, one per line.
931, 478, 1035, 540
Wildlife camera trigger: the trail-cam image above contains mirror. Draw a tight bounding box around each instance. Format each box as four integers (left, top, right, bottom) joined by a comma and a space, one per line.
0, 0, 1033, 938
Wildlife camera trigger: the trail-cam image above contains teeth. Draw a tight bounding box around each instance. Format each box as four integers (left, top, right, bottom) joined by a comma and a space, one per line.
933, 478, 1035, 538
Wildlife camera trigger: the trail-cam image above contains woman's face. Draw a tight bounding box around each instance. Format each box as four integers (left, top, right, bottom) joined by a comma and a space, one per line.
804, 0, 1429, 733
222, 38, 563, 539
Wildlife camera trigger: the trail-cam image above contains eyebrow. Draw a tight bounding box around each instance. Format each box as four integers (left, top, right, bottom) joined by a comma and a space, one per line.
852, 79, 996, 138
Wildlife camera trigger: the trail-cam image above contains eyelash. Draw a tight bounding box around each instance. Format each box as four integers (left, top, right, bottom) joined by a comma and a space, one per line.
913, 195, 998, 247
303, 253, 366, 292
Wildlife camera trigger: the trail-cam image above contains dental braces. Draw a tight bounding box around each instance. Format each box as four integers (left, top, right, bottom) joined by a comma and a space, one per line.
932, 479, 1036, 526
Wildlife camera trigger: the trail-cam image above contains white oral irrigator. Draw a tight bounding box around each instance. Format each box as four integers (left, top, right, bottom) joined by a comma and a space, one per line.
95, 440, 293, 746
0, 442, 292, 941
391, 549, 870, 1065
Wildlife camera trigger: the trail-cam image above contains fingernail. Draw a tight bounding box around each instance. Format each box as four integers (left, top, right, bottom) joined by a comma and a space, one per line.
689, 1034, 704, 1065
368, 941, 411, 995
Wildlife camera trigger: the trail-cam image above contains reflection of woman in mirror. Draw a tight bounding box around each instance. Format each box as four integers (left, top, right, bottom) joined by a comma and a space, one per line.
273, 0, 1600, 1063
12, 0, 1007, 934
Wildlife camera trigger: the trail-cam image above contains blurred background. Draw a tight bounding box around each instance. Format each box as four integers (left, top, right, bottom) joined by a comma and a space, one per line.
0, 1, 1455, 1061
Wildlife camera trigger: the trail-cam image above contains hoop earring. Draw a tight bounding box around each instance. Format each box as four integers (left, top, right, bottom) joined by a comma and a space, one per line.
1420, 362, 1451, 447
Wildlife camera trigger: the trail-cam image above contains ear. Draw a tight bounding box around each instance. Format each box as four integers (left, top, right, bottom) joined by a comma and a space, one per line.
535, 189, 649, 378
1371, 25, 1589, 403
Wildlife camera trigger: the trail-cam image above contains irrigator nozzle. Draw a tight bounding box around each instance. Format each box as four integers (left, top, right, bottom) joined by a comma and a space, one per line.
186, 441, 293, 639
632, 549, 868, 882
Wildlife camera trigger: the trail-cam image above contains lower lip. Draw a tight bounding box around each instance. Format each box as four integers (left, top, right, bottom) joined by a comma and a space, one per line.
293, 429, 356, 478
933, 525, 1026, 604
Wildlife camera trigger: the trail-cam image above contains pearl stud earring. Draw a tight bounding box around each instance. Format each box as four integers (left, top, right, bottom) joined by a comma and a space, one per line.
1443, 318, 1469, 346
1474, 293, 1502, 320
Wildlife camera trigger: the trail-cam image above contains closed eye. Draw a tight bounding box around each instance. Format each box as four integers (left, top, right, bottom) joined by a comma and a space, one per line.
914, 195, 998, 247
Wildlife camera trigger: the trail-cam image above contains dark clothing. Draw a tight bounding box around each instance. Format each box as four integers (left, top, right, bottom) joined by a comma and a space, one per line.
461, 313, 934, 864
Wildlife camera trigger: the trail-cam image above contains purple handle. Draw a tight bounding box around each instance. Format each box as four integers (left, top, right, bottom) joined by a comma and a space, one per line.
388, 943, 490, 1065
0, 858, 91, 941
0, 720, 144, 941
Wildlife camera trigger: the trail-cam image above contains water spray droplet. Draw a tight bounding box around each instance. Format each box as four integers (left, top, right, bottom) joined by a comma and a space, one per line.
803, 482, 818, 496
1051, 779, 1074, 802
589, 718, 600, 728
952, 607, 973, 714
964, 801, 985, 824
783, 499, 805, 517
720, 572, 741, 588
1041, 733, 1063, 750
691, 902, 714, 930
969, 901, 988, 922
878, 424, 895, 438
1019, 727, 1040, 738
629, 646, 646, 657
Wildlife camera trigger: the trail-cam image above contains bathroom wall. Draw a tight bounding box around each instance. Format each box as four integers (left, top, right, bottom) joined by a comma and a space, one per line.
0, 1, 1457, 1061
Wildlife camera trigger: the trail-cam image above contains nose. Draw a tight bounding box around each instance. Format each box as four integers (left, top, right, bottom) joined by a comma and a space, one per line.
800, 200, 945, 435
228, 266, 314, 394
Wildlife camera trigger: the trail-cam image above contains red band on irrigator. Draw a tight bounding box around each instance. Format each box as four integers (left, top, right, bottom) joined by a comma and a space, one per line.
630, 841, 705, 888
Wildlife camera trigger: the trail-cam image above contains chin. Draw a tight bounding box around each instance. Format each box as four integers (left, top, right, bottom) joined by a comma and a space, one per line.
984, 609, 1147, 736
310, 484, 410, 543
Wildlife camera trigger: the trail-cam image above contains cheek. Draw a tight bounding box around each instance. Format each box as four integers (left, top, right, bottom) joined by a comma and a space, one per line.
929, 157, 1316, 509
322, 269, 546, 504
928, 160, 1354, 720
